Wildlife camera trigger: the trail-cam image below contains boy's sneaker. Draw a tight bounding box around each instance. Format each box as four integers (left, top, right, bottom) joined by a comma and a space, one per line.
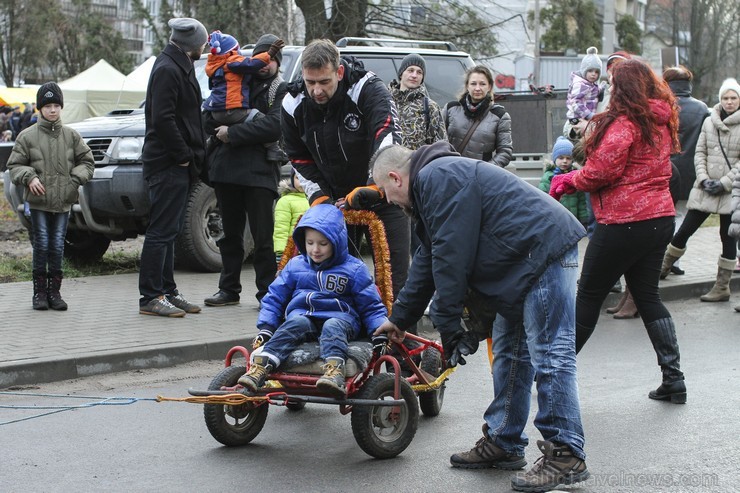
238, 355, 274, 392
140, 296, 186, 317
511, 440, 590, 492
316, 358, 346, 397
450, 424, 527, 469
166, 293, 201, 313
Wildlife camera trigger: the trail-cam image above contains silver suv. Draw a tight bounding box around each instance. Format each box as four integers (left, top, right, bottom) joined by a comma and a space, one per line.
3, 39, 475, 271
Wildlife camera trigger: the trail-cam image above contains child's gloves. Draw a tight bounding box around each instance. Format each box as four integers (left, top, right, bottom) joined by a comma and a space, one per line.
440, 327, 479, 367
371, 334, 390, 357
549, 173, 577, 201
267, 39, 286, 58
702, 179, 724, 195
252, 329, 274, 349
344, 185, 384, 210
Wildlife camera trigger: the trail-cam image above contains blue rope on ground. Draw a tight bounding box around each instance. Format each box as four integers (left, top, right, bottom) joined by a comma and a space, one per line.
0, 391, 158, 426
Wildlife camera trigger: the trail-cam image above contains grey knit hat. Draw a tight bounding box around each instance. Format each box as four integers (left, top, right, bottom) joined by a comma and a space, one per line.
398, 53, 426, 82
253, 34, 283, 65
168, 18, 208, 53
580, 47, 602, 77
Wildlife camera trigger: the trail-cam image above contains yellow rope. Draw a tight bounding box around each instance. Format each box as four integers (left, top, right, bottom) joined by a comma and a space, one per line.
156, 394, 265, 405
410, 367, 457, 392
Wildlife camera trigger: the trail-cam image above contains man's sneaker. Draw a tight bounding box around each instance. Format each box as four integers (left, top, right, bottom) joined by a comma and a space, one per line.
238, 355, 274, 392
450, 424, 527, 469
140, 296, 186, 317
316, 358, 346, 397
511, 440, 590, 492
166, 293, 201, 313
204, 290, 240, 307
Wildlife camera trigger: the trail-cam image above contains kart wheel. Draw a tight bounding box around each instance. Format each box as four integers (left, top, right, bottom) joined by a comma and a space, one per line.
418, 347, 445, 417
285, 400, 306, 412
350, 373, 419, 459
203, 365, 268, 446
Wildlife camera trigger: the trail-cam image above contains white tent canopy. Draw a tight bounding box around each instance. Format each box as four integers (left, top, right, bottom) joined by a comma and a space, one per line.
59, 59, 145, 123
121, 56, 155, 93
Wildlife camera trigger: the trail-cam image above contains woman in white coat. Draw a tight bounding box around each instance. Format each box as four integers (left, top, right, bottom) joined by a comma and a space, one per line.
663, 78, 740, 302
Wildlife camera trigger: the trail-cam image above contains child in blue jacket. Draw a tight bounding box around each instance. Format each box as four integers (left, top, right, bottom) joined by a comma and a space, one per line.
239, 204, 389, 397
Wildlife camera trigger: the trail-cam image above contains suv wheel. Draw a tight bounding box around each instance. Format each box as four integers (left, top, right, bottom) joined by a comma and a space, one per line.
174, 182, 256, 272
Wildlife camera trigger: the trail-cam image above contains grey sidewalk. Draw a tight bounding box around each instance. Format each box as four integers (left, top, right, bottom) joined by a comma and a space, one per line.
1, 223, 738, 388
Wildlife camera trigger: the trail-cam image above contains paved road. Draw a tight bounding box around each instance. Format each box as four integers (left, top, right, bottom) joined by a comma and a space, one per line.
1, 297, 737, 492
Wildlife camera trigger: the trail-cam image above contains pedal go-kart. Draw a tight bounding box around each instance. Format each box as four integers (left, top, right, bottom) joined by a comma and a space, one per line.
189, 210, 453, 459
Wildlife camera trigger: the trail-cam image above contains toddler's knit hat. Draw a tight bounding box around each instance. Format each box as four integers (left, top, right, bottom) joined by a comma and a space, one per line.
718, 78, 740, 101
552, 136, 574, 162
208, 31, 239, 55
36, 82, 63, 110
580, 47, 602, 77
398, 53, 426, 82
168, 18, 208, 53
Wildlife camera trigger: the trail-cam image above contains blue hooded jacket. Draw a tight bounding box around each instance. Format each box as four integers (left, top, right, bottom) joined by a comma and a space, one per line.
257, 204, 389, 337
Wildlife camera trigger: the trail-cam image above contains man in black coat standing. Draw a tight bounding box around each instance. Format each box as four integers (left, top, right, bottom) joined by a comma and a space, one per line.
138, 17, 207, 317
202, 34, 288, 307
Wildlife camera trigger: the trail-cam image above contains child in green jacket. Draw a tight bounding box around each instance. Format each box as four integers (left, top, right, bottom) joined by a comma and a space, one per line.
7, 82, 94, 311
539, 137, 588, 226
273, 169, 309, 262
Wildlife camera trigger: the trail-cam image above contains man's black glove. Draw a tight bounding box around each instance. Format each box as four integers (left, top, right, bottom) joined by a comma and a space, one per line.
344, 185, 384, 210
702, 179, 724, 196
440, 328, 480, 367
463, 289, 497, 341
372, 334, 390, 357
252, 329, 273, 349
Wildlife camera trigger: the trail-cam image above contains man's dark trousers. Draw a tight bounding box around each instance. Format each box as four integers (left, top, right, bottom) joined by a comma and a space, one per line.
139, 165, 189, 306
214, 182, 276, 301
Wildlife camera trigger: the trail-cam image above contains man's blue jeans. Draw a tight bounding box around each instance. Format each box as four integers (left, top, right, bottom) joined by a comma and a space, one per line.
484, 245, 585, 460
259, 316, 355, 367
138, 166, 189, 306
30, 209, 69, 274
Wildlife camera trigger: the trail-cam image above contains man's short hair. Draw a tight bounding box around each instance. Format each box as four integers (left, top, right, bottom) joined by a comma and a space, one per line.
371, 145, 413, 181
302, 39, 340, 71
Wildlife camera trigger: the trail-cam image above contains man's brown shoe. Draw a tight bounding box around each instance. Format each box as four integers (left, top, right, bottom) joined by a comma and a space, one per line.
511, 440, 590, 492
450, 424, 526, 469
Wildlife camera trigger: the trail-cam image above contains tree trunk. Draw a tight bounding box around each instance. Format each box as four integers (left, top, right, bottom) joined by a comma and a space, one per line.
295, 0, 331, 43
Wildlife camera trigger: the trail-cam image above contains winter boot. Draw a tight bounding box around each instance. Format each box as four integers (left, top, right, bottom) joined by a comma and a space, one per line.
32, 270, 48, 311
645, 317, 686, 404
660, 244, 686, 279
238, 355, 274, 392
316, 358, 346, 397
699, 256, 735, 302
510, 440, 590, 492
47, 270, 68, 311
605, 291, 628, 314
613, 288, 639, 319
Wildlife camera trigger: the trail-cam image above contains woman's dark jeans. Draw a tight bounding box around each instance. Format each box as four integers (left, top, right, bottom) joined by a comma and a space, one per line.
576, 216, 674, 351
30, 209, 69, 274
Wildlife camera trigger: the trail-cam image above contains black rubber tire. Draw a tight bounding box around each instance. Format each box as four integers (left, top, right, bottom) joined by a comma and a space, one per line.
175, 181, 255, 272
418, 347, 445, 417
203, 365, 269, 446
284, 400, 307, 412
350, 373, 419, 459
175, 181, 223, 272
63, 230, 111, 263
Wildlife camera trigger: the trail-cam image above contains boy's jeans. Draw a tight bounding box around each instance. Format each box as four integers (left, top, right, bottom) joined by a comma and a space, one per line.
30, 209, 69, 273
259, 316, 355, 367
484, 245, 585, 460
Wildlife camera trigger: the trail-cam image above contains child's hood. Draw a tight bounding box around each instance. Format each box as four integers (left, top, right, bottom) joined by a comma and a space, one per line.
277, 178, 299, 196
292, 204, 349, 268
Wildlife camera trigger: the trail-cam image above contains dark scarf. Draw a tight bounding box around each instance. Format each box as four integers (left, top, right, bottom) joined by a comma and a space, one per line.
460, 93, 491, 119
720, 108, 735, 121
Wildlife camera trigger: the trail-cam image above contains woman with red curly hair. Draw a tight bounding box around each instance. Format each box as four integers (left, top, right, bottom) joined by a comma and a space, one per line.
550, 59, 687, 404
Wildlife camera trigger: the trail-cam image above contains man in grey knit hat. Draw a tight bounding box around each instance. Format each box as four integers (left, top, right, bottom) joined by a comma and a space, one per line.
138, 17, 208, 317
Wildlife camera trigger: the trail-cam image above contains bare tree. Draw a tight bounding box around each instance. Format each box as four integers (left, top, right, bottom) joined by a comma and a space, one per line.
0, 0, 54, 86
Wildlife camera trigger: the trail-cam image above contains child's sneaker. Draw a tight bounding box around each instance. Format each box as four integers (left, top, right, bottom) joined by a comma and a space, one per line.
238, 355, 274, 392
316, 358, 345, 397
